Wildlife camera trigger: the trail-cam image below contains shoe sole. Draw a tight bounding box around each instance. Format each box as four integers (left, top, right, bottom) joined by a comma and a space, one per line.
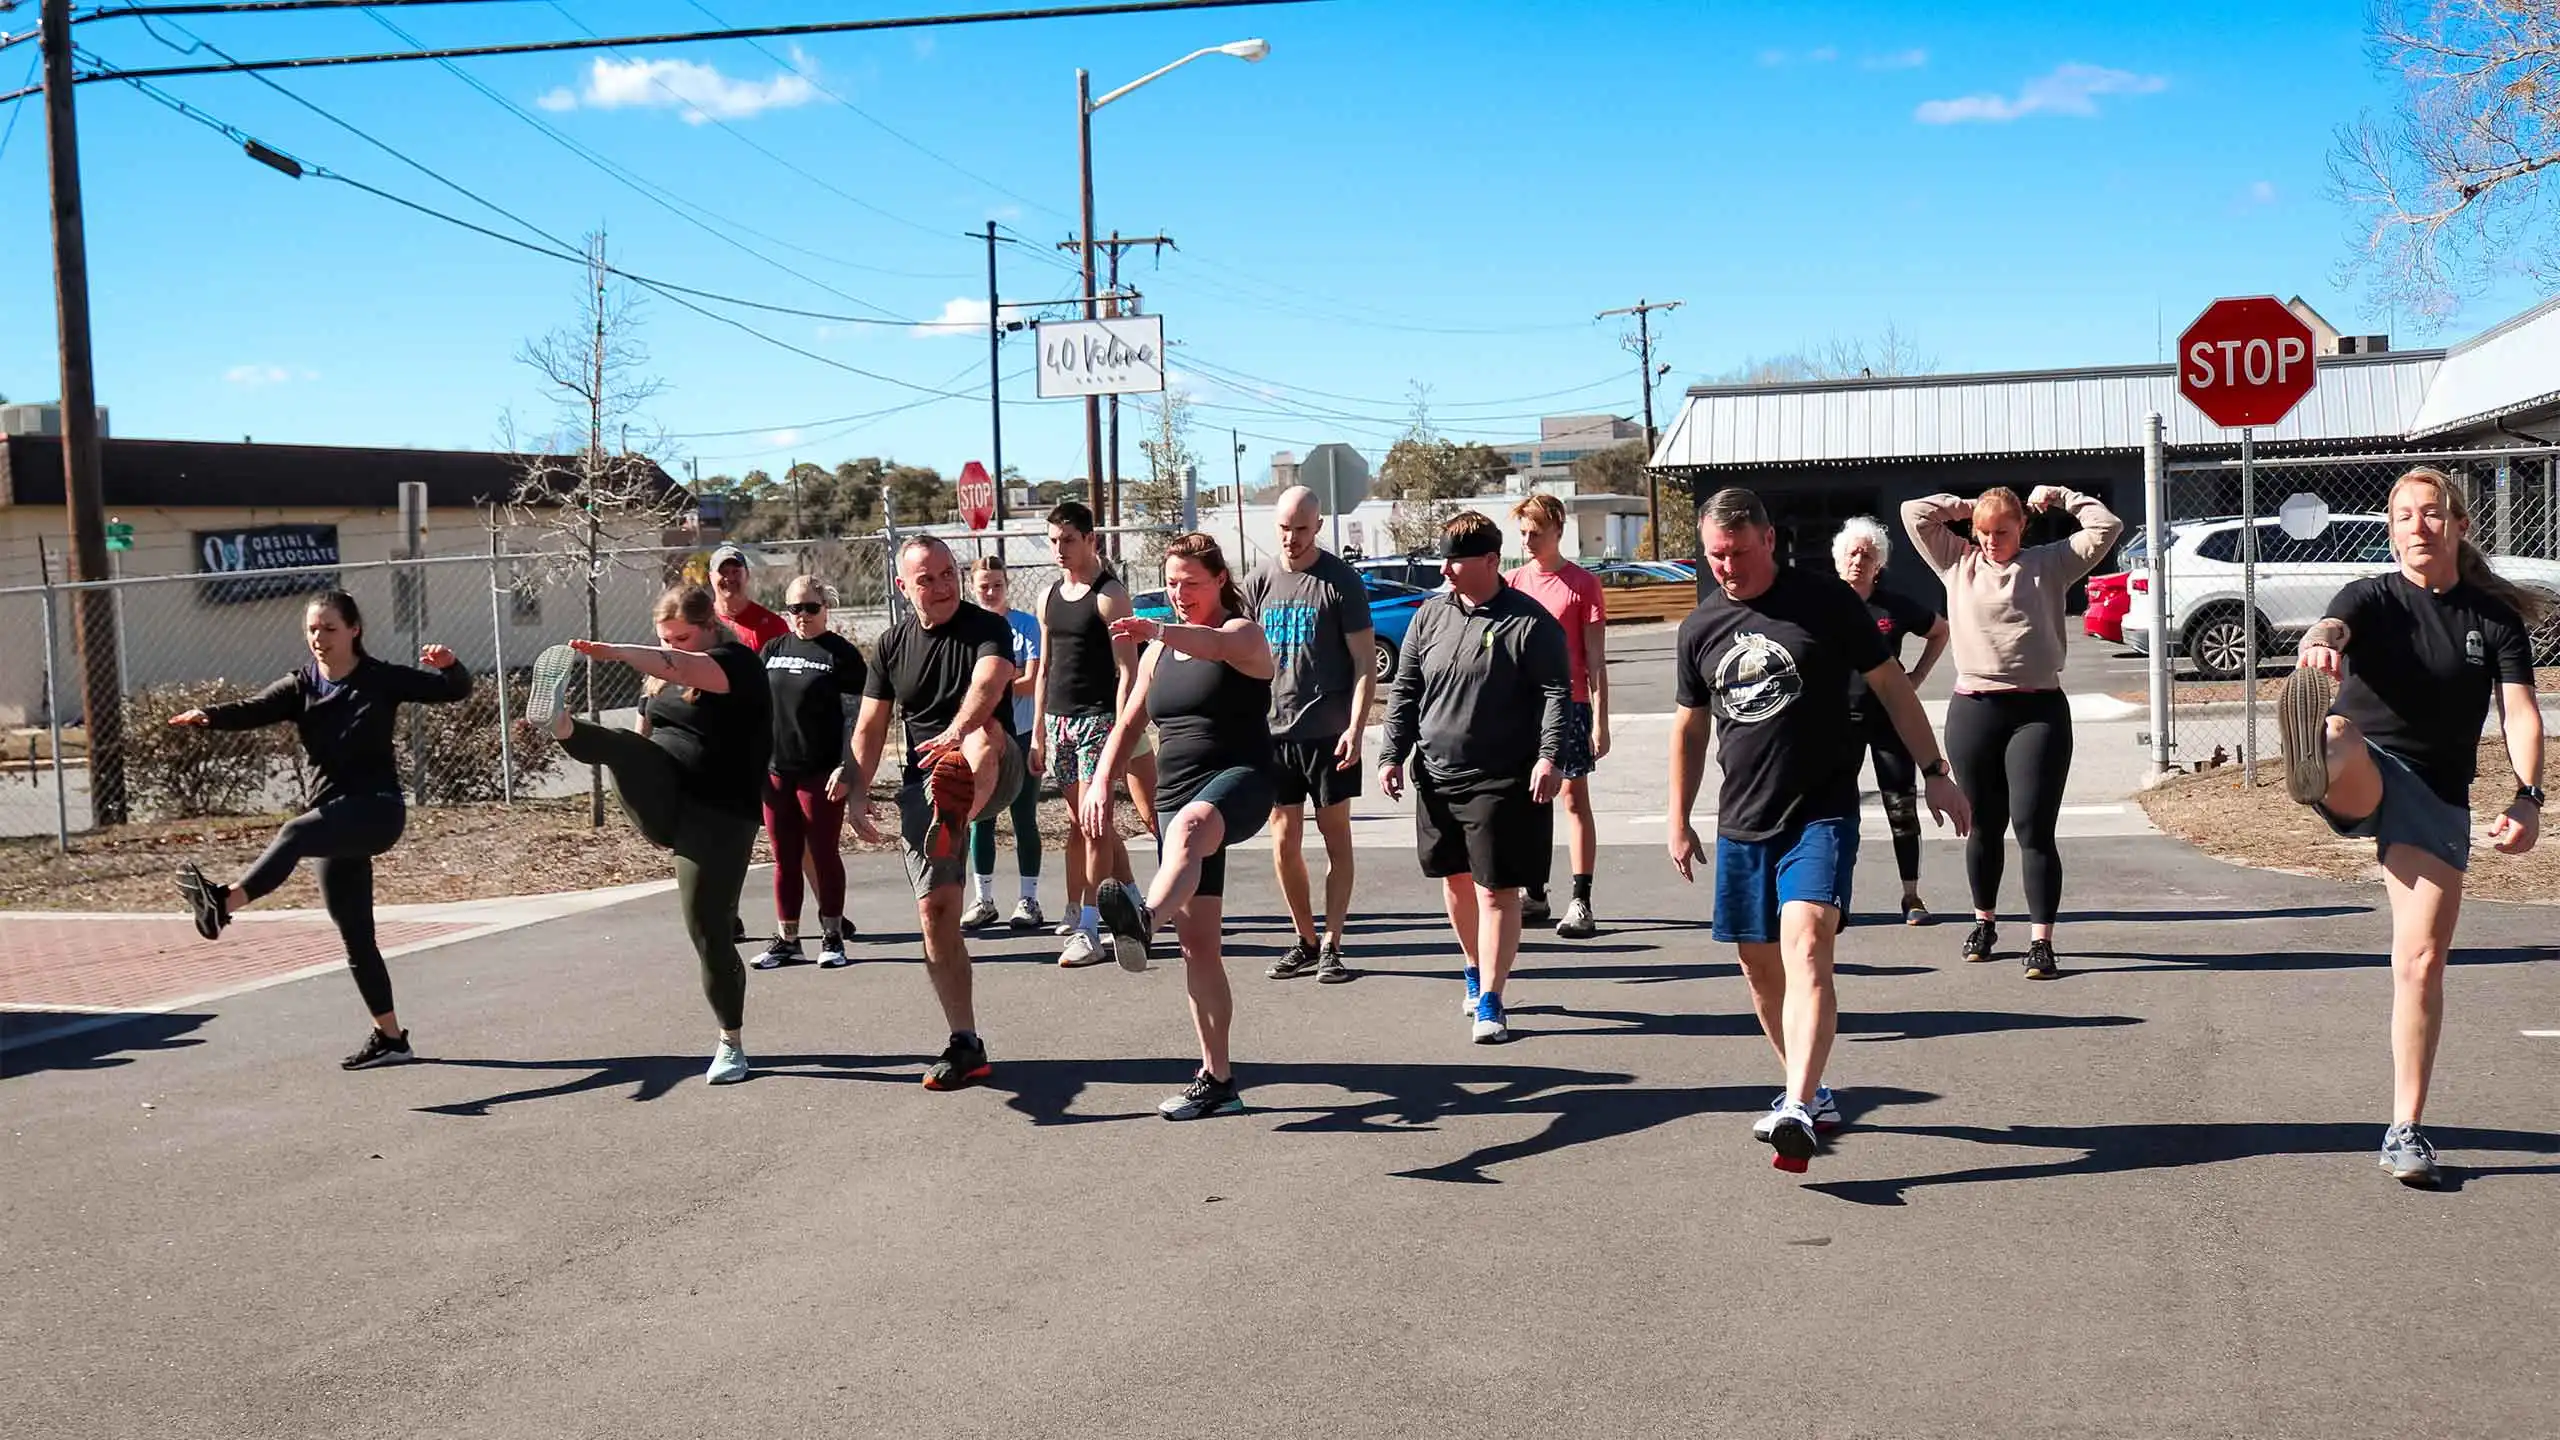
1471, 1023, 1509, 1044
342, 1048, 415, 1071
2278, 667, 2338, 805
922, 1060, 992, 1092
2024, 965, 2060, 980
961, 911, 1000, 930
1964, 933, 1998, 963
525, 644, 579, 724
1316, 965, 1353, 985
706, 1065, 751, 1085
925, 749, 976, 863
1765, 1119, 1818, 1171
1094, 881, 1151, 972
1159, 1097, 1246, 1121
818, 956, 851, 969
1058, 944, 1108, 969
1905, 908, 1931, 927
1266, 956, 1316, 980
1555, 923, 1597, 939
176, 864, 224, 941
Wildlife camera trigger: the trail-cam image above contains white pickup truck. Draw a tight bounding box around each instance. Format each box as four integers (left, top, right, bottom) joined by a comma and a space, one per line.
2120, 512, 2560, 679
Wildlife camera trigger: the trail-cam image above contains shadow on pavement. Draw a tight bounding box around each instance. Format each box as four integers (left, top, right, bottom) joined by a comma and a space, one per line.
1807, 1121, 2560, 1206
2063, 945, 2557, 976
0, 1011, 215, 1079
413, 1051, 919, 1114
2052, 905, 2369, 924
1516, 1005, 2142, 1045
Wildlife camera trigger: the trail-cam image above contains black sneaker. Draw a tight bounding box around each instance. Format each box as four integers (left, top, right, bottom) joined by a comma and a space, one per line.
341, 1027, 414, 1071
922, 1034, 990, 1091
1316, 936, 1354, 984
1157, 1070, 1244, 1120
176, 863, 230, 941
1962, 920, 1998, 963
1266, 937, 1318, 980
2022, 939, 2061, 980
1522, 891, 1552, 924
752, 936, 803, 970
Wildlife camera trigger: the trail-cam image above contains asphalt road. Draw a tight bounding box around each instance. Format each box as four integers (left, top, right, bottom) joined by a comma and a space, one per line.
7, 835, 2558, 1439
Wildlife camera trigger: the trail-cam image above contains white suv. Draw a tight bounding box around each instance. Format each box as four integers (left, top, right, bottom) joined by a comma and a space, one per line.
2121, 513, 2560, 680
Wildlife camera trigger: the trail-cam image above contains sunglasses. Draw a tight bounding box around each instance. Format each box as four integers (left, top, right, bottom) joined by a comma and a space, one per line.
786, 601, 826, 616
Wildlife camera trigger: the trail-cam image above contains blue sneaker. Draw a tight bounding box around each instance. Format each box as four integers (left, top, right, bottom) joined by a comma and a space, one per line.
1461, 966, 1482, 1017
1471, 990, 1509, 1044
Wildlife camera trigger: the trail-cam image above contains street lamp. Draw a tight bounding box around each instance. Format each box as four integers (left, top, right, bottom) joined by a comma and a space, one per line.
1077, 38, 1268, 521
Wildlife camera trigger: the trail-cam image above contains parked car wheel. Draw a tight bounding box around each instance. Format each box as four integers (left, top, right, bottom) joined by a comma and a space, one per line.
2183, 605, 2272, 682
1372, 636, 1398, 685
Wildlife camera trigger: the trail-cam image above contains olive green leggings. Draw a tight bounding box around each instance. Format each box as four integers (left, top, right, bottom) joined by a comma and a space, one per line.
562, 720, 758, 1031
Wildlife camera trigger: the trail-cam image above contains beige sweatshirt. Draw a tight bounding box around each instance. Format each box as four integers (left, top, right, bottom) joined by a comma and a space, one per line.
1901, 490, 2124, 693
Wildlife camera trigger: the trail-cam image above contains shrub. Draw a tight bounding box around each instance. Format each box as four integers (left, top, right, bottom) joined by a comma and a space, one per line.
122, 680, 293, 820
404, 680, 562, 805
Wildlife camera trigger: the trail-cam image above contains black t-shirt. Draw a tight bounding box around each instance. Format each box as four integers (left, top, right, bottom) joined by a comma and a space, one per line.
1147, 642, 1274, 806
1847, 586, 1938, 720
643, 639, 773, 820
761, 631, 868, 778
864, 601, 1016, 782
1675, 568, 1891, 841
2328, 573, 2534, 806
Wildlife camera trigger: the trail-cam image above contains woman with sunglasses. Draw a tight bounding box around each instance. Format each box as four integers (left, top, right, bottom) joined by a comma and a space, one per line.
754, 575, 869, 970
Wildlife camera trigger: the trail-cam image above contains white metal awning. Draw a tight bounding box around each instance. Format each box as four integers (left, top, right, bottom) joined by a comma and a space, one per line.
2406, 294, 2560, 438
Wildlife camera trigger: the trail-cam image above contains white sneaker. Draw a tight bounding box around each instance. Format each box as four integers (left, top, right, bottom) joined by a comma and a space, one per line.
1009, 897, 1045, 931
1752, 1088, 1841, 1139
1058, 931, 1105, 968
705, 1039, 750, 1086
960, 896, 1000, 929
1762, 1100, 1818, 1171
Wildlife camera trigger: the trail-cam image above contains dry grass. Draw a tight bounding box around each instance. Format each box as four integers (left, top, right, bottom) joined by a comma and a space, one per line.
0, 784, 1138, 914
2137, 735, 2558, 904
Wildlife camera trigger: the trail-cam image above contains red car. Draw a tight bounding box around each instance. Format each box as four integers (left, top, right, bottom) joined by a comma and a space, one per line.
2084, 572, 2129, 644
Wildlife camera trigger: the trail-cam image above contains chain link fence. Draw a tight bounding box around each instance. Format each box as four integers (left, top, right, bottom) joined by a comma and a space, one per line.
2145, 446, 2560, 781
0, 522, 1167, 845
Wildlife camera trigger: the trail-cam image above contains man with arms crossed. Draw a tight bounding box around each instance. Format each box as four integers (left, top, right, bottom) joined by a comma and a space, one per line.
1245, 486, 1377, 984
1668, 489, 1969, 1172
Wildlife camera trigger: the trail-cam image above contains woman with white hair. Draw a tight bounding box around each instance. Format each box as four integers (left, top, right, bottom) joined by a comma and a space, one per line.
1833, 517, 1951, 924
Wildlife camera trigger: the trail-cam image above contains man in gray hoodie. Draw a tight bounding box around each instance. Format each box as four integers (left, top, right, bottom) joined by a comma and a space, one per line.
1378, 510, 1568, 1045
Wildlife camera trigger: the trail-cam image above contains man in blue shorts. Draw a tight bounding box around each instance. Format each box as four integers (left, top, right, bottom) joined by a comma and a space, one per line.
1667, 487, 1970, 1172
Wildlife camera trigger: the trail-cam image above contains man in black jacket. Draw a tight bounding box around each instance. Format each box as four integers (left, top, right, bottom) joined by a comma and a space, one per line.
1378, 510, 1567, 1045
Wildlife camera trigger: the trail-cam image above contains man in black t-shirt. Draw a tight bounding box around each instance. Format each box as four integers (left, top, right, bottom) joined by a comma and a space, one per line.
2274, 467, 2543, 1189
1670, 488, 1968, 1174
847, 535, 1027, 1092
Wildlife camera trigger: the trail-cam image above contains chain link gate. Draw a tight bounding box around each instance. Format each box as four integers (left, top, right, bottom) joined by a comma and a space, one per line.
2146, 446, 2560, 783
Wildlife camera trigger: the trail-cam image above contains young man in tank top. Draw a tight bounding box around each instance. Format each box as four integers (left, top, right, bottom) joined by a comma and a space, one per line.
1034, 502, 1153, 967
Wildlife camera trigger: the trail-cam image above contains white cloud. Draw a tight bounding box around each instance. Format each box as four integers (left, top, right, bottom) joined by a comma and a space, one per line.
224, 364, 293, 387
913, 35, 937, 60
1807, 46, 1839, 63
1915, 62, 2166, 124
2247, 179, 2277, 205
910, 296, 1039, 337
536, 51, 817, 123
1758, 46, 1840, 67
767, 428, 806, 449
1863, 48, 1929, 70
1757, 48, 1789, 67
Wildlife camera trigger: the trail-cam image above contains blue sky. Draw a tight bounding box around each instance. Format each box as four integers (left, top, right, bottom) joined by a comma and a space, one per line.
0, 0, 2546, 487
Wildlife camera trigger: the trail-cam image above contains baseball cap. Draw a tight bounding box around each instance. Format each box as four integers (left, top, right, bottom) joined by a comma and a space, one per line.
710, 544, 748, 570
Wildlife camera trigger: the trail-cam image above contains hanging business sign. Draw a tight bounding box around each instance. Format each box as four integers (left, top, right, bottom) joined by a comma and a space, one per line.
195, 523, 341, 604
1034, 315, 1167, 398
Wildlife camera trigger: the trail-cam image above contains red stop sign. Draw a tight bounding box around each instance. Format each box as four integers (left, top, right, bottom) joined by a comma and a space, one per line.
956, 460, 995, 531
2177, 296, 2319, 429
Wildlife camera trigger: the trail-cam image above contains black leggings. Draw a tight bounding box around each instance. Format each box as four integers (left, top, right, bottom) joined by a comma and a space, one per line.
1945, 691, 2074, 926
562, 720, 759, 1031
238, 793, 407, 1017
1858, 710, 1923, 885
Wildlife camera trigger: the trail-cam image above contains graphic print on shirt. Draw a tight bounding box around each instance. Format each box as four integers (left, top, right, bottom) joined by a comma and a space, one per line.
2466, 630, 2485, 665
1262, 600, 1322, 670
1714, 632, 1803, 724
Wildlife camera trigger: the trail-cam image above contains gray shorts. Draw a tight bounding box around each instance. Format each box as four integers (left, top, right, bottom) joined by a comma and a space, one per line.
898, 729, 1029, 899
2315, 740, 2472, 874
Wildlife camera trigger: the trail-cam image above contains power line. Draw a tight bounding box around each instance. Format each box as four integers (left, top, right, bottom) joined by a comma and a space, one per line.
73, 0, 1328, 83
0, 50, 33, 163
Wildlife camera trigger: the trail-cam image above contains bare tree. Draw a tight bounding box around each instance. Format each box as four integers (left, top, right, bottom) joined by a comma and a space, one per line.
506, 230, 679, 826
1130, 387, 1199, 566
1717, 323, 1939, 385
2332, 0, 2560, 330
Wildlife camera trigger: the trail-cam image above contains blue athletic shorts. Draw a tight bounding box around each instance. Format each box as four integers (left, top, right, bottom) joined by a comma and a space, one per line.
1713, 815, 1858, 944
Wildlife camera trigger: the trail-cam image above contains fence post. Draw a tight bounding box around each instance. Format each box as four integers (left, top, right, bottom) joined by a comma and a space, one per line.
2239, 427, 2259, 788
2495, 453, 2512, 556
487, 525, 515, 805
2144, 412, 2171, 777
39, 579, 71, 854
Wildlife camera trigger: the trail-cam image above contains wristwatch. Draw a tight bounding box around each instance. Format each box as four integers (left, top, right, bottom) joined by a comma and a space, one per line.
2517, 784, 2547, 810
1923, 759, 1951, 780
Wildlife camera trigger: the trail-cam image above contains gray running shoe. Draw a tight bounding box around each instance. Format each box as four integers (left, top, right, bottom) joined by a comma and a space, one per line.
1158, 1070, 1245, 1121
1266, 938, 1318, 980
705, 1039, 750, 1086
959, 895, 1001, 930
1555, 898, 1597, 939
2278, 666, 2339, 806
1008, 898, 1045, 931
525, 643, 579, 725
751, 936, 802, 970
2379, 1123, 2441, 1187
1316, 935, 1353, 984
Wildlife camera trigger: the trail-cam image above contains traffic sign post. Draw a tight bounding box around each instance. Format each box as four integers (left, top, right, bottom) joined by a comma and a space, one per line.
2176, 296, 2321, 786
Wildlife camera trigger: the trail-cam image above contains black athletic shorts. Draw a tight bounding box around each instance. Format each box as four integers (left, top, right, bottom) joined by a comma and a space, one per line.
1270, 736, 1364, 809
1161, 764, 1274, 898
1414, 767, 1552, 892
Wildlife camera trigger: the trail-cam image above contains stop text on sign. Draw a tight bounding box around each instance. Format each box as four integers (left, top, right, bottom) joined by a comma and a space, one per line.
2184, 333, 2309, 391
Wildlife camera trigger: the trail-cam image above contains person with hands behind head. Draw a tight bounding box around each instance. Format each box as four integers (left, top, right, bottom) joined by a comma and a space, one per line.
170, 589, 472, 1073
1377, 510, 1569, 1048
2276, 466, 2544, 1189
1673, 489, 1969, 1174
1078, 534, 1277, 1121
1901, 480, 2121, 979
841, 534, 1026, 1093
753, 575, 867, 972
521, 585, 772, 1085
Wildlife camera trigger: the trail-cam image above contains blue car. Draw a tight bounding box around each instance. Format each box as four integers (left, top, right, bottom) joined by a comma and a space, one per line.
1135, 572, 1430, 685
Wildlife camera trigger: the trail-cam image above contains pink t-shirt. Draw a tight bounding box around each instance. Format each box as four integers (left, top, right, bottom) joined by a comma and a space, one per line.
1507, 561, 1607, 703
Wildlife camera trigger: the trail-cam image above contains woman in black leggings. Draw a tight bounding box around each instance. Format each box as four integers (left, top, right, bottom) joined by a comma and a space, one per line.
1081, 532, 1276, 1121
170, 590, 471, 1070
1903, 484, 2122, 978
1833, 517, 1950, 924
526, 584, 772, 1085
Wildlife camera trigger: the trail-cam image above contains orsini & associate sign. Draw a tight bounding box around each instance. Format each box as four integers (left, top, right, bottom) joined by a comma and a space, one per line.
1034, 315, 1167, 398
196, 523, 342, 604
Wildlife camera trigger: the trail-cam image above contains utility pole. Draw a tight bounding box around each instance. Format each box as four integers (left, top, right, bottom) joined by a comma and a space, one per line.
1597, 297, 1683, 560
1231, 429, 1247, 567
981, 221, 1007, 529
40, 0, 128, 825
1058, 230, 1173, 549
1076, 68, 1102, 511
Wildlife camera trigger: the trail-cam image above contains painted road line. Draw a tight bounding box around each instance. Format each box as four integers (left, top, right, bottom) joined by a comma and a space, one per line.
2524, 1030, 2560, 1038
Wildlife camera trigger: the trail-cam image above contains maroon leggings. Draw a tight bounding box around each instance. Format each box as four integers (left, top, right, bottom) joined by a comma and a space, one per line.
763, 771, 847, 920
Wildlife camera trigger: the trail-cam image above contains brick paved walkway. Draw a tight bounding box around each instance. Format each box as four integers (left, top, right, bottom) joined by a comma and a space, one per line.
0, 915, 473, 1011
